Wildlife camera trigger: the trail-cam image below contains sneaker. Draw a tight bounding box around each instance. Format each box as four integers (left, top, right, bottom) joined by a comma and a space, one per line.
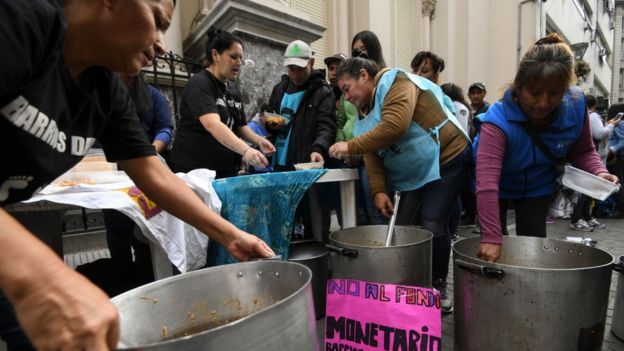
586, 218, 606, 229
569, 219, 594, 232
433, 279, 453, 314
451, 232, 461, 243
471, 226, 481, 235
546, 215, 555, 224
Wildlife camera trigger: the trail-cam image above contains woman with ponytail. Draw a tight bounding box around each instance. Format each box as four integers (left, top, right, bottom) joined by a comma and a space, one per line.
170, 27, 275, 178
473, 33, 618, 262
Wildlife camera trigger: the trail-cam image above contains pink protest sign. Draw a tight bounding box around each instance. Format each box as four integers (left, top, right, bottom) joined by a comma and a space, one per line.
324, 279, 441, 351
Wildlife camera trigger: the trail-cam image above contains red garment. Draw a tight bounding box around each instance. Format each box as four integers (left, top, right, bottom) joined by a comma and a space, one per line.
476, 115, 607, 244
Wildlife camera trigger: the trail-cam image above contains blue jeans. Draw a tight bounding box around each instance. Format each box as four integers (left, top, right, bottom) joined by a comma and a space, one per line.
395, 146, 471, 283
0, 291, 35, 350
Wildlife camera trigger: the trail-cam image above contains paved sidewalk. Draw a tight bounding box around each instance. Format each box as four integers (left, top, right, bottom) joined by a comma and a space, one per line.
443, 217, 624, 351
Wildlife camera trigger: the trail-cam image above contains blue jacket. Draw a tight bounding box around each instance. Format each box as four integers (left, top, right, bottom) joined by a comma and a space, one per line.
473, 86, 586, 199
140, 85, 174, 146
610, 123, 624, 155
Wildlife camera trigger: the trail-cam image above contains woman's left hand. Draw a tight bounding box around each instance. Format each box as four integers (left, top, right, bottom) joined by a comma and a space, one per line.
597, 172, 620, 185
329, 142, 349, 159
257, 138, 275, 156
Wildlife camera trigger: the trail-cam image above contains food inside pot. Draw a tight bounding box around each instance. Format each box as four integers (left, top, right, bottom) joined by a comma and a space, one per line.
162, 315, 246, 341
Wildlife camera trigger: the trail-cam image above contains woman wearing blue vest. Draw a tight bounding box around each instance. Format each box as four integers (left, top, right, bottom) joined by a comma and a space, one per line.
474, 33, 618, 262
329, 58, 471, 313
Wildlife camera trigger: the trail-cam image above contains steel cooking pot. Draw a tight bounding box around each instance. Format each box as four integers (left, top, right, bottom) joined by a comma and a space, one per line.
453, 237, 614, 351
610, 255, 624, 340
111, 261, 318, 350
328, 225, 432, 287
288, 240, 329, 318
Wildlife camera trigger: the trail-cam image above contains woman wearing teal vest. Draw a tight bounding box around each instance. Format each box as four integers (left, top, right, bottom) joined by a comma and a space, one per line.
329, 58, 470, 313
473, 33, 618, 263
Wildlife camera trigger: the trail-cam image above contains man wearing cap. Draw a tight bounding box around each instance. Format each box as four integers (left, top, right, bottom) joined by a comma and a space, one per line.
266, 40, 336, 239
266, 40, 336, 168
468, 82, 490, 116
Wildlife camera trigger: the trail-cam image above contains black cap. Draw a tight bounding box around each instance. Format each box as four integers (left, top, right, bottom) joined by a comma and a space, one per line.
469, 82, 486, 92
324, 53, 347, 66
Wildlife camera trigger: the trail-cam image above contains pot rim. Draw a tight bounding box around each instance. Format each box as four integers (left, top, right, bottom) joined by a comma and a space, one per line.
453, 237, 615, 272
288, 240, 329, 260
113, 261, 313, 349
328, 225, 432, 249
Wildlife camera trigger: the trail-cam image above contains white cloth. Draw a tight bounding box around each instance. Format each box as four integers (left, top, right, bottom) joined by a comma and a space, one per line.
25, 169, 220, 272
452, 101, 471, 135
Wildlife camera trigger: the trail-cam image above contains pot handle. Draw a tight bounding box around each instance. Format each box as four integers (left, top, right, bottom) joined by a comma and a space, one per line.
614, 261, 624, 273
455, 259, 505, 280
325, 244, 358, 258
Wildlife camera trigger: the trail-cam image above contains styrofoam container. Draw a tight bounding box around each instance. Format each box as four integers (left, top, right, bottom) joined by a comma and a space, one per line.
561, 165, 620, 201
293, 162, 324, 170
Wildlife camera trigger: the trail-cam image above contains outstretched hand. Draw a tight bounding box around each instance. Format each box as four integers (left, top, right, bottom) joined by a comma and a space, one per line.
225, 230, 276, 261
242, 148, 269, 169
329, 142, 349, 160
257, 138, 275, 156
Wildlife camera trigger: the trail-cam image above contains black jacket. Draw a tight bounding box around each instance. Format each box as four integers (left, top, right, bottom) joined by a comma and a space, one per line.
267, 70, 336, 166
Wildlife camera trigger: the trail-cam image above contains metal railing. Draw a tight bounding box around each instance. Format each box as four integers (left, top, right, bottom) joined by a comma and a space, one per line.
143, 51, 203, 124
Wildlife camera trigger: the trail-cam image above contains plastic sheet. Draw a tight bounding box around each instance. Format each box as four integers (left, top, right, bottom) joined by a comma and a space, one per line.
210, 169, 327, 265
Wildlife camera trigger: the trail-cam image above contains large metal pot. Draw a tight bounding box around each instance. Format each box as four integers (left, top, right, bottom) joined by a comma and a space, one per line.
328, 225, 432, 287
611, 255, 624, 340
111, 261, 318, 350
288, 240, 329, 319
454, 237, 614, 351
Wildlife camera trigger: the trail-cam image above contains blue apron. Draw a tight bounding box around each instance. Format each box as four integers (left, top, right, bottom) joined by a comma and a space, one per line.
353, 68, 467, 192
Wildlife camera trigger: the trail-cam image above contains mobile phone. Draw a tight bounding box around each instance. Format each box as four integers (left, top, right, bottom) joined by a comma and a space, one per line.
615, 113, 624, 122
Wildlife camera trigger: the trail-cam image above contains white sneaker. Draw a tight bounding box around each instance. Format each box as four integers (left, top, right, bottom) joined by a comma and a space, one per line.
586, 218, 606, 229
570, 219, 594, 232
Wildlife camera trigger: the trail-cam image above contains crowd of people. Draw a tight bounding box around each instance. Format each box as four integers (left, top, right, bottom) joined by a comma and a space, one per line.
1, 0, 621, 349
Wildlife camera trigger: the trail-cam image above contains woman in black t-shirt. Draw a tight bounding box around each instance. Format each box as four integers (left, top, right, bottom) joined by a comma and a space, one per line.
0, 2, 274, 350
169, 28, 275, 178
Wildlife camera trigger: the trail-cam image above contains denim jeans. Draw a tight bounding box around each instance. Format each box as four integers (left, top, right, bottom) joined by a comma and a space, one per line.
395, 145, 472, 282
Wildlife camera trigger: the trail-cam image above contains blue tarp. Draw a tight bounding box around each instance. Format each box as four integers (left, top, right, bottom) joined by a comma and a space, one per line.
209, 169, 327, 265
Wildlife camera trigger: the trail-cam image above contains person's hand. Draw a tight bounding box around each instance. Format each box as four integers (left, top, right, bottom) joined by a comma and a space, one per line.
597, 172, 620, 185
608, 119, 621, 127
374, 193, 394, 218
477, 243, 502, 262
13, 265, 119, 351
329, 142, 349, 159
310, 152, 324, 163
225, 230, 276, 261
242, 147, 269, 168
257, 138, 275, 156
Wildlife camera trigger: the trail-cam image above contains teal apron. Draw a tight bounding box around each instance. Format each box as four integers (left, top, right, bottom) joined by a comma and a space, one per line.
353, 68, 468, 192
272, 90, 305, 167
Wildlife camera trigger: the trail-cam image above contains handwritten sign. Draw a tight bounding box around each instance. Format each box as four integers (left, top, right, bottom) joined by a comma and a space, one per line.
325, 279, 441, 351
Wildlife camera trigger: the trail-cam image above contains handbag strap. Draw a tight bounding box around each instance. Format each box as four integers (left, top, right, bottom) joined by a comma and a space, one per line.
520, 123, 566, 169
